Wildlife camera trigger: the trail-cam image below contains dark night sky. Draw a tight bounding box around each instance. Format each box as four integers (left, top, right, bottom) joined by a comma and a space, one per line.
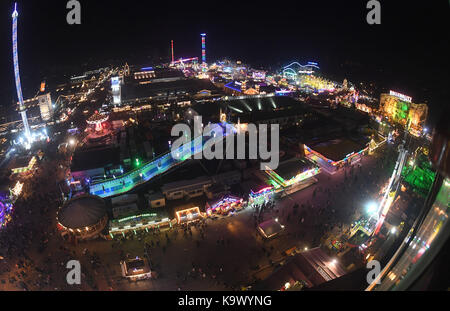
0, 0, 448, 126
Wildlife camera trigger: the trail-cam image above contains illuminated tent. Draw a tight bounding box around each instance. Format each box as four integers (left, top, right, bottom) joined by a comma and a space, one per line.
57, 195, 108, 240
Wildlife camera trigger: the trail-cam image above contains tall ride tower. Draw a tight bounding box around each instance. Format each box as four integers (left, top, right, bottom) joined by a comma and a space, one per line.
171, 40, 174, 63
12, 3, 32, 146
201, 33, 206, 69
111, 76, 121, 105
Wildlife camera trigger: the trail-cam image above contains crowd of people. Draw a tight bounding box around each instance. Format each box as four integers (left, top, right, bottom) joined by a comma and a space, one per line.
0, 140, 401, 291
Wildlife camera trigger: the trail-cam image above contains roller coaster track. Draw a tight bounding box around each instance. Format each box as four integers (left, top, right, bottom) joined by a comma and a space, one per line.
89, 123, 234, 198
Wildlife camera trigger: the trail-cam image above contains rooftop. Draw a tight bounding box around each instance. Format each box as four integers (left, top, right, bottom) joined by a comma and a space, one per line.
122, 78, 220, 101
161, 175, 212, 193
258, 218, 284, 239
57, 195, 107, 229
307, 138, 368, 162
191, 96, 310, 123
123, 257, 151, 276
254, 247, 347, 290
274, 157, 317, 182
71, 146, 121, 172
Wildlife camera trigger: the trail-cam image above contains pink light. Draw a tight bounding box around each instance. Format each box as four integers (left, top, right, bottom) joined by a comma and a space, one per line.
95, 122, 103, 132
255, 187, 273, 194
173, 57, 198, 64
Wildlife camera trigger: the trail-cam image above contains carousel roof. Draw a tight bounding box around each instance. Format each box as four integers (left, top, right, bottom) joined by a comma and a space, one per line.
87, 112, 109, 124
58, 195, 107, 229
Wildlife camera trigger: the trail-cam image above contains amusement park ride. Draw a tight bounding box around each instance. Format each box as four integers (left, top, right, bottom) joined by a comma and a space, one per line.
333, 129, 412, 253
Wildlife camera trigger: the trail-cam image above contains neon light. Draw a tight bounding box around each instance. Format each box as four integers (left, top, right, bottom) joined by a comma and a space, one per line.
224, 82, 242, 93
282, 61, 320, 70
389, 90, 412, 103
207, 195, 244, 215
265, 165, 320, 189
171, 40, 174, 63
304, 144, 368, 168
116, 213, 157, 223
252, 187, 273, 195
172, 57, 198, 64
201, 33, 206, 64
89, 123, 236, 198
0, 201, 14, 230
283, 68, 298, 79
176, 207, 202, 224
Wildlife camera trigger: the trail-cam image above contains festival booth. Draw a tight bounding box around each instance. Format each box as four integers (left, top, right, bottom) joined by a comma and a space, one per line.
120, 256, 152, 281
304, 139, 368, 174
176, 207, 204, 224
109, 213, 173, 238
205, 195, 244, 217
346, 216, 379, 248
258, 218, 285, 239
249, 187, 274, 207
264, 158, 320, 193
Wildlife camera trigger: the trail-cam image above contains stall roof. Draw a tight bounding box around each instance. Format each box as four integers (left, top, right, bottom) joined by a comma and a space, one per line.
71, 146, 121, 172
254, 247, 347, 290
274, 158, 316, 181
258, 219, 284, 239
307, 138, 368, 162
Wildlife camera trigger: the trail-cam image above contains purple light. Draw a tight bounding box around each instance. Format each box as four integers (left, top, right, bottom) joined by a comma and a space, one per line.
224, 82, 242, 93
201, 33, 206, 64
0, 201, 14, 230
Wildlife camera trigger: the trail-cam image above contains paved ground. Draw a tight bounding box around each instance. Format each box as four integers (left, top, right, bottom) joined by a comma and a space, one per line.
1, 134, 403, 291
76, 145, 397, 290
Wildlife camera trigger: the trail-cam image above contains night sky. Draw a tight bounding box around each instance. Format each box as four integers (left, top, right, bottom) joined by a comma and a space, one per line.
0, 0, 448, 126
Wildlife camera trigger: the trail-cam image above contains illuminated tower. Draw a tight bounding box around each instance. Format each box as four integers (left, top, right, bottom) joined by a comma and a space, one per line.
201, 33, 206, 66
12, 3, 32, 146
111, 76, 121, 105
171, 40, 174, 63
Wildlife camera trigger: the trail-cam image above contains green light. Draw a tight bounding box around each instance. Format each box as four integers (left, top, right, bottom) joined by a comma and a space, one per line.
116, 213, 157, 223
402, 153, 436, 197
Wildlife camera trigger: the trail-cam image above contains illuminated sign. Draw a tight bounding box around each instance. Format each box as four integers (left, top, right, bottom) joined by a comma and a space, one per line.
390, 91, 412, 103
40, 82, 46, 92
